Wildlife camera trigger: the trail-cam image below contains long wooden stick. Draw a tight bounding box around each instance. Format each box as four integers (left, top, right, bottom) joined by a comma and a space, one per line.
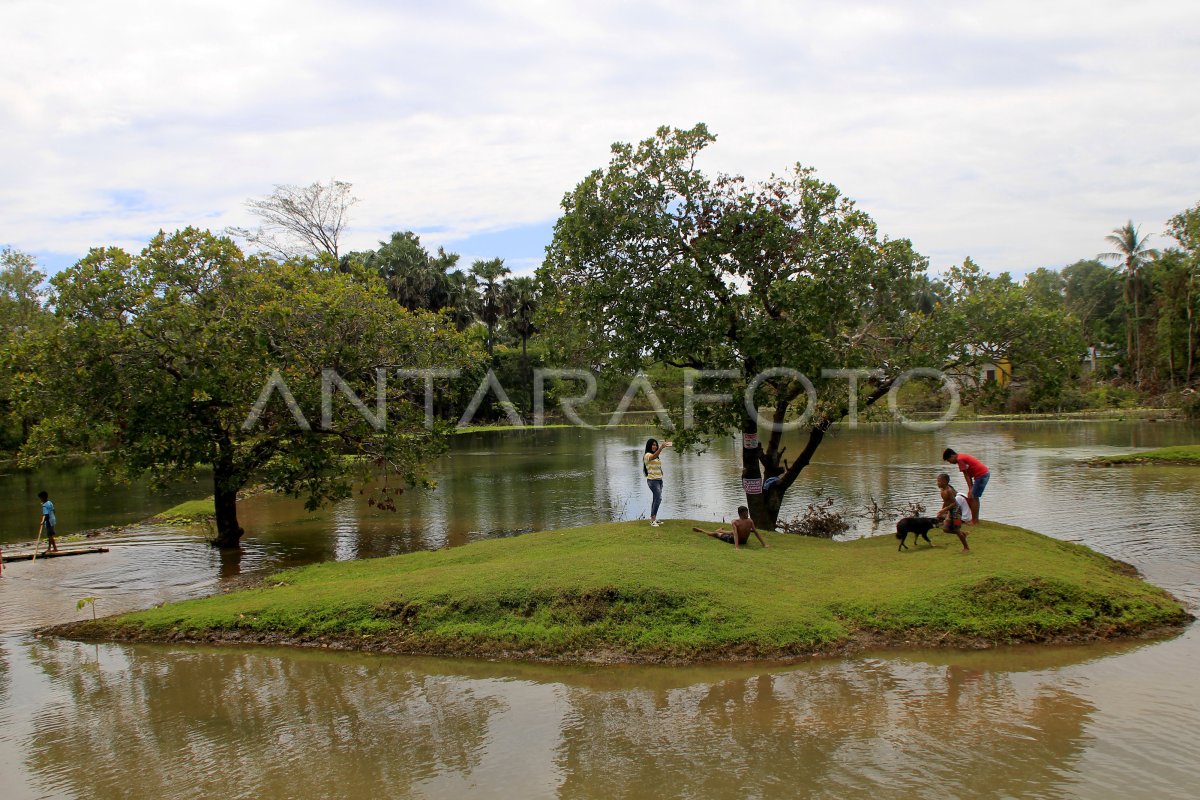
32, 520, 44, 562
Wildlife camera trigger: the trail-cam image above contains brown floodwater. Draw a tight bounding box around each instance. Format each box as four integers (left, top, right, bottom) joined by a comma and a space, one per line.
0, 421, 1198, 798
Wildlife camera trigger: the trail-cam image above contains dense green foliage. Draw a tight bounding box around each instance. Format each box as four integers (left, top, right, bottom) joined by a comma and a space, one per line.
14, 229, 475, 546
539, 124, 1083, 527
0, 246, 52, 449
343, 231, 473, 320
67, 520, 1190, 661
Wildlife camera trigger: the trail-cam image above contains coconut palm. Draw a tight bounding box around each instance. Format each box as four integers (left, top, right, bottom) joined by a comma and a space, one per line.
1100, 221, 1159, 384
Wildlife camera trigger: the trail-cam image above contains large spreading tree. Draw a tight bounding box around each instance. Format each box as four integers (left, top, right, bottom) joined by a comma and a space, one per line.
18, 228, 474, 547
540, 124, 1079, 529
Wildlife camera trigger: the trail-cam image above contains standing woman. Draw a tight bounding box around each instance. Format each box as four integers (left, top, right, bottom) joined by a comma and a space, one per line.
643, 438, 672, 526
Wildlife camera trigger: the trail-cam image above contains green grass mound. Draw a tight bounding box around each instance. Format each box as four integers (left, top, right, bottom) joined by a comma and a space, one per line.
1090, 444, 1200, 466
64, 520, 1191, 662
146, 498, 215, 525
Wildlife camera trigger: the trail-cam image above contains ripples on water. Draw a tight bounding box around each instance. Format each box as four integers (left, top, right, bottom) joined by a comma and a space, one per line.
1, 421, 1199, 799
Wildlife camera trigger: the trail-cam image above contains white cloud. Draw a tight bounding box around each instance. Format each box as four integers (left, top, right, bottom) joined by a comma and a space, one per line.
1, 0, 1197, 275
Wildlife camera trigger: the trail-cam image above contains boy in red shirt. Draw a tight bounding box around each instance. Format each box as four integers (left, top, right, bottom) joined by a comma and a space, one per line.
942, 448, 990, 524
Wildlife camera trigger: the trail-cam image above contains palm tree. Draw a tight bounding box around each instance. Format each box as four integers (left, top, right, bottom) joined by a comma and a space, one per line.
442, 269, 479, 331
351, 231, 441, 310
1100, 221, 1158, 384
502, 275, 540, 372
470, 258, 511, 359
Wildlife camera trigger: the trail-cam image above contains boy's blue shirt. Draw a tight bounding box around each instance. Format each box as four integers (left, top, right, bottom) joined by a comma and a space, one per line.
41, 499, 56, 527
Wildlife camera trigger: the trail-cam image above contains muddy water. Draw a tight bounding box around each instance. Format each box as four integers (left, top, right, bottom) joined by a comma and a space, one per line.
1, 421, 1199, 799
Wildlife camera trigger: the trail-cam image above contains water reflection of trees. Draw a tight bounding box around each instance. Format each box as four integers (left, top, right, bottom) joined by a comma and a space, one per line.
22, 638, 1101, 800
553, 659, 1094, 799
25, 639, 506, 799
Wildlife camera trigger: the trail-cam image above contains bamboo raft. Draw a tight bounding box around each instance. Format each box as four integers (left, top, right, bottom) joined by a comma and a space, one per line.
2, 547, 110, 563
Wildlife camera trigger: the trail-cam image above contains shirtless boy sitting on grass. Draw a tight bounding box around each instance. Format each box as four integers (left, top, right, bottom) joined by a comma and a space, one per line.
935, 472, 972, 552
693, 506, 768, 550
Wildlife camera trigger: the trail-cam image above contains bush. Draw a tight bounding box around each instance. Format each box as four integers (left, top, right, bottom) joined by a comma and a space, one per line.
1080, 383, 1141, 409
1004, 386, 1032, 414
1177, 389, 1200, 419
777, 495, 849, 538
893, 377, 953, 413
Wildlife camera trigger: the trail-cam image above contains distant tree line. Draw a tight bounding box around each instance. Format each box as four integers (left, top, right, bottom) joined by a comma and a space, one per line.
1022, 207, 1200, 396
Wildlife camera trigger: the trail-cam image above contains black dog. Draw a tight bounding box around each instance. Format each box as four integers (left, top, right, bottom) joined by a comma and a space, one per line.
896, 516, 940, 551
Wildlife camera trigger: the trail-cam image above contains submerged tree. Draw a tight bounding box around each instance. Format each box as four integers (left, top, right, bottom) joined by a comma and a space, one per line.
540, 124, 931, 528
541, 124, 1079, 528
19, 228, 474, 548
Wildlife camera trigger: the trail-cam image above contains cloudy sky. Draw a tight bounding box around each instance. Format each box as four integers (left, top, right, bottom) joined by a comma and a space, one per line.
2, 0, 1197, 278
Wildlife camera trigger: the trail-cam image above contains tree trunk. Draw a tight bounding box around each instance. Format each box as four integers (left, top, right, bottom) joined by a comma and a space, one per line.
1133, 267, 1142, 385
1124, 270, 1135, 382
1168, 338, 1176, 388
741, 417, 775, 529
212, 468, 245, 549
521, 335, 530, 408
740, 378, 894, 531
1188, 266, 1196, 383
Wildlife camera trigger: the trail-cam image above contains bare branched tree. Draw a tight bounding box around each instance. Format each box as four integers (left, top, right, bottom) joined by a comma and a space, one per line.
228, 179, 358, 260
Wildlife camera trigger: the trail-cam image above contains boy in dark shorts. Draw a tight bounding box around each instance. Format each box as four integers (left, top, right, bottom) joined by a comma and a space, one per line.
37, 490, 59, 554
935, 473, 971, 552
692, 506, 769, 550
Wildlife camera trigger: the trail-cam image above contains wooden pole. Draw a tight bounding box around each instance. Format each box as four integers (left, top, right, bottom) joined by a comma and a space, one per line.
31, 520, 44, 562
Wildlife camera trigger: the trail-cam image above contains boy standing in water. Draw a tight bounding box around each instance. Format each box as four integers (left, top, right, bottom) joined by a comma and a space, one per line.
37, 490, 59, 554
942, 448, 990, 524
692, 506, 769, 550
935, 473, 971, 552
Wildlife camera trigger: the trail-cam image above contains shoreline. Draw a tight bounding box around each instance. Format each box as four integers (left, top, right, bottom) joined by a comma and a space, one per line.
1088, 444, 1200, 467
2, 408, 1190, 464
47, 520, 1194, 665
49, 616, 1189, 667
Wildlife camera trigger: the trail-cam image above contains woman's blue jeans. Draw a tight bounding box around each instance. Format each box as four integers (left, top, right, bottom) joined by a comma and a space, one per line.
647, 479, 663, 519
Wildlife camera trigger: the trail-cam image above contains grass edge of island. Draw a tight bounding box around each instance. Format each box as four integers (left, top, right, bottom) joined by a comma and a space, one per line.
46, 519, 1194, 665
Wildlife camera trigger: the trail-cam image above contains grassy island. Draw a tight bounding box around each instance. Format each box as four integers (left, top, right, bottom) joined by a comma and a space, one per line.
145, 498, 216, 525
1089, 444, 1200, 466
55, 520, 1191, 663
